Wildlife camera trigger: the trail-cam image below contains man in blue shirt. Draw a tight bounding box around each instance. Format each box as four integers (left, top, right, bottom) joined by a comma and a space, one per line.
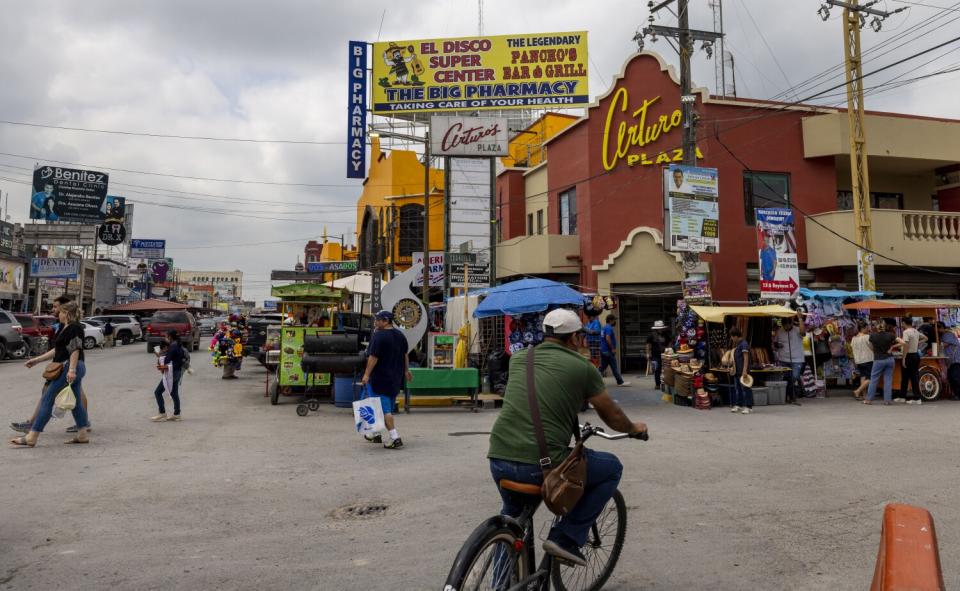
760, 232, 777, 281
599, 315, 629, 387
585, 314, 602, 366
361, 310, 412, 449
31, 184, 54, 219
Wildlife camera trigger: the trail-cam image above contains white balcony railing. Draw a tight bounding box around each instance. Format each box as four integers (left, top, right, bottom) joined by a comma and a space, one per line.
902, 211, 960, 242
806, 209, 960, 269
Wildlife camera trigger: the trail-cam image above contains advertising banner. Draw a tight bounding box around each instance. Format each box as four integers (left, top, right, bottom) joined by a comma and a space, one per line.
347, 40, 368, 178
756, 208, 799, 300
663, 164, 719, 253
305, 260, 359, 273
681, 278, 712, 304
29, 165, 110, 223
412, 251, 445, 287
0, 221, 15, 256
150, 259, 171, 284
0, 259, 25, 295
430, 116, 509, 156
372, 31, 588, 114
30, 258, 80, 279
411, 251, 489, 288
130, 239, 166, 259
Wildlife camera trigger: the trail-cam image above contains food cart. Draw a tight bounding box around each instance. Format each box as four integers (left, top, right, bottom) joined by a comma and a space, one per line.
266, 283, 347, 412
844, 299, 960, 401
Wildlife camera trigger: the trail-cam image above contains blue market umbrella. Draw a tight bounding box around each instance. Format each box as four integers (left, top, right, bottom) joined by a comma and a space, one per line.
473, 278, 584, 318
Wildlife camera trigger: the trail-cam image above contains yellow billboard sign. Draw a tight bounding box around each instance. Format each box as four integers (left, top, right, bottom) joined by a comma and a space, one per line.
372, 32, 588, 114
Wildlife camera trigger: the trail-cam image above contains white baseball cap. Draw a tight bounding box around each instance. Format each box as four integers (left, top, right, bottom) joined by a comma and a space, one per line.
543, 309, 583, 336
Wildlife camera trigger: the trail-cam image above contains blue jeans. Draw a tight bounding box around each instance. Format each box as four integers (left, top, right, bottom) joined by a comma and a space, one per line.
32, 361, 89, 433
489, 448, 623, 547
153, 368, 183, 415
782, 362, 804, 401
599, 352, 624, 385
868, 357, 895, 402
733, 379, 754, 409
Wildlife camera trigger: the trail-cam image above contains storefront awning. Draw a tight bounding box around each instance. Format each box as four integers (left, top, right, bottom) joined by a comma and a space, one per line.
691, 304, 797, 324
799, 288, 881, 300
844, 299, 960, 316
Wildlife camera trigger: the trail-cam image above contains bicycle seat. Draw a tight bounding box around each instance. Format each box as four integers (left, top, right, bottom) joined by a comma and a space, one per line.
499, 479, 542, 496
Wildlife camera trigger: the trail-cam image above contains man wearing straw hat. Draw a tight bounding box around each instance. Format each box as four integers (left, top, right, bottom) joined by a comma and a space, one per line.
646, 320, 669, 390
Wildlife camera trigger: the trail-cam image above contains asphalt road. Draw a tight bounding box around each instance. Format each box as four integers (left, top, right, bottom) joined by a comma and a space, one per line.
1, 344, 958, 590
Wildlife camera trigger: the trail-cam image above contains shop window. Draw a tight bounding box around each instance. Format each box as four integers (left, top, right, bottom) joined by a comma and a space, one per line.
397, 204, 424, 257
835, 191, 904, 211
536, 210, 544, 235
743, 172, 790, 225
527, 213, 534, 235
559, 188, 577, 235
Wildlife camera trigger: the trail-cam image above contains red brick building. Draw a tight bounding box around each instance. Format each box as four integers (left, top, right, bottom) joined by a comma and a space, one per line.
497, 51, 960, 369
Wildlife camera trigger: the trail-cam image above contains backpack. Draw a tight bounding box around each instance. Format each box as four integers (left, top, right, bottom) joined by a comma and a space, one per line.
181, 347, 191, 372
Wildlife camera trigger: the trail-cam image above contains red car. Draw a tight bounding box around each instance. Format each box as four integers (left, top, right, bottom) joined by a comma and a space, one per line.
13, 314, 56, 354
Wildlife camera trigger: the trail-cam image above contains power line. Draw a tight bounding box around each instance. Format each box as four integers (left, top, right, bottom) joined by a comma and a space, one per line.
891, 0, 960, 10
0, 119, 343, 145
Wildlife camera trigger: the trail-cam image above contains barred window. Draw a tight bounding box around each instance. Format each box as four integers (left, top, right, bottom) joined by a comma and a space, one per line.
398, 204, 424, 257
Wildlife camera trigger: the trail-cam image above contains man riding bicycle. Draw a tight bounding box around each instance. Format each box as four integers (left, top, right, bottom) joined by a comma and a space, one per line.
487, 309, 648, 567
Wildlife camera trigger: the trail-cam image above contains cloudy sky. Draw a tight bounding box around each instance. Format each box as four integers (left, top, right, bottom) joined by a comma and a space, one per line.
0, 0, 956, 304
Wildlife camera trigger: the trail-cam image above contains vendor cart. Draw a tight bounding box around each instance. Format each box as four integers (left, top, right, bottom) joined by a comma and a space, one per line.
267, 283, 348, 412
844, 299, 960, 401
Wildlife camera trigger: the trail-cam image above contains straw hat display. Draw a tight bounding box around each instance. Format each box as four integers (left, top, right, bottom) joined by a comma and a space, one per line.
678, 345, 694, 354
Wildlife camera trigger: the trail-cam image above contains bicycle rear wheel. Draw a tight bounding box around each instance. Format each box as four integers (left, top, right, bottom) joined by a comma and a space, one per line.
444, 519, 529, 591
551, 489, 627, 591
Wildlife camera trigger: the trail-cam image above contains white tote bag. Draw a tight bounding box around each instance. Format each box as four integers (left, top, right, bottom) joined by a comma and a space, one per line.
353, 391, 385, 436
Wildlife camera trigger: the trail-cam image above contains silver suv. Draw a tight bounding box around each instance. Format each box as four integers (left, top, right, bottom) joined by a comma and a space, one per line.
0, 309, 25, 359
85, 314, 143, 345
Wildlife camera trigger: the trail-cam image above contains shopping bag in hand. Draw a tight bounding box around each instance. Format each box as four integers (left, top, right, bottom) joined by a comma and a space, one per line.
353, 386, 385, 435
53, 384, 76, 418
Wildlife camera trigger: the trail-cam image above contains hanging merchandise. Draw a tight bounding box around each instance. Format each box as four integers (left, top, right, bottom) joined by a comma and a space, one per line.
506, 313, 547, 354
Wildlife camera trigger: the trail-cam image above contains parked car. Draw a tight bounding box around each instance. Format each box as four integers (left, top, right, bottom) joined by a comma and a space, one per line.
145, 310, 200, 352
13, 313, 55, 358
0, 309, 26, 359
79, 321, 105, 349
246, 313, 284, 351
198, 315, 222, 335
85, 314, 143, 344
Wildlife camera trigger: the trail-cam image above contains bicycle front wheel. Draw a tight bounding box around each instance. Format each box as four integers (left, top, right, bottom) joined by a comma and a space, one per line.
444, 519, 529, 591
551, 489, 627, 591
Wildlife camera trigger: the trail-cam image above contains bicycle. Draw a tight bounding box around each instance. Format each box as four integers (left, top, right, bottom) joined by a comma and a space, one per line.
443, 424, 648, 591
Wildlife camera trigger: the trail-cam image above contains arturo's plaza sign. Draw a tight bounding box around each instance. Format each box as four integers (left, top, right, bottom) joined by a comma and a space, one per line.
601, 88, 702, 171
430, 116, 509, 157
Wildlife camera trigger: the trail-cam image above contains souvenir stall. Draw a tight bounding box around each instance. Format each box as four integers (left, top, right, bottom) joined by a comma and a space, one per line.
473, 277, 586, 388
681, 305, 798, 407
844, 299, 960, 401
797, 288, 881, 395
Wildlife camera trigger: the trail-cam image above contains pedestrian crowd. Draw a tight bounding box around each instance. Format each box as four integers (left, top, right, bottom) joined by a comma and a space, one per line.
8, 296, 208, 448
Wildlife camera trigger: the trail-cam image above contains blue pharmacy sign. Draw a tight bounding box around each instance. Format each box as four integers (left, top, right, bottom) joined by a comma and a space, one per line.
347, 41, 368, 179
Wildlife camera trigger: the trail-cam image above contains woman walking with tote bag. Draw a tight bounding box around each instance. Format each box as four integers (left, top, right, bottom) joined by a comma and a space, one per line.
10, 302, 91, 447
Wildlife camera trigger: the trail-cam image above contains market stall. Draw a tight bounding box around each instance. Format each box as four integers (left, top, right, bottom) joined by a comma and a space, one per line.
680, 304, 798, 407
843, 299, 960, 401
797, 288, 881, 393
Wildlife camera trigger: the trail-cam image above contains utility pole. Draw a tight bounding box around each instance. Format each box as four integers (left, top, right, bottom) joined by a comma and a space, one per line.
635, 0, 723, 166
819, 0, 905, 292
422, 131, 431, 309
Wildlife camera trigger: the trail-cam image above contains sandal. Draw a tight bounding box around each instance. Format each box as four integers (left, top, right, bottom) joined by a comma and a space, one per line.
862, 400, 872, 405
64, 438, 89, 445
10, 436, 35, 448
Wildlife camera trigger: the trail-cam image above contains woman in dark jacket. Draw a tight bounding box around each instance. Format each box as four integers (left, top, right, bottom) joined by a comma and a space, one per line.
11, 301, 90, 447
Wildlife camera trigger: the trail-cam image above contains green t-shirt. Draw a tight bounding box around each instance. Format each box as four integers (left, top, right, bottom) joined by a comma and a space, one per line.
488, 342, 606, 466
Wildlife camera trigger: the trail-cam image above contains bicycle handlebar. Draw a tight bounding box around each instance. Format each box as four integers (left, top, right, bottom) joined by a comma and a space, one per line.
579, 423, 649, 442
